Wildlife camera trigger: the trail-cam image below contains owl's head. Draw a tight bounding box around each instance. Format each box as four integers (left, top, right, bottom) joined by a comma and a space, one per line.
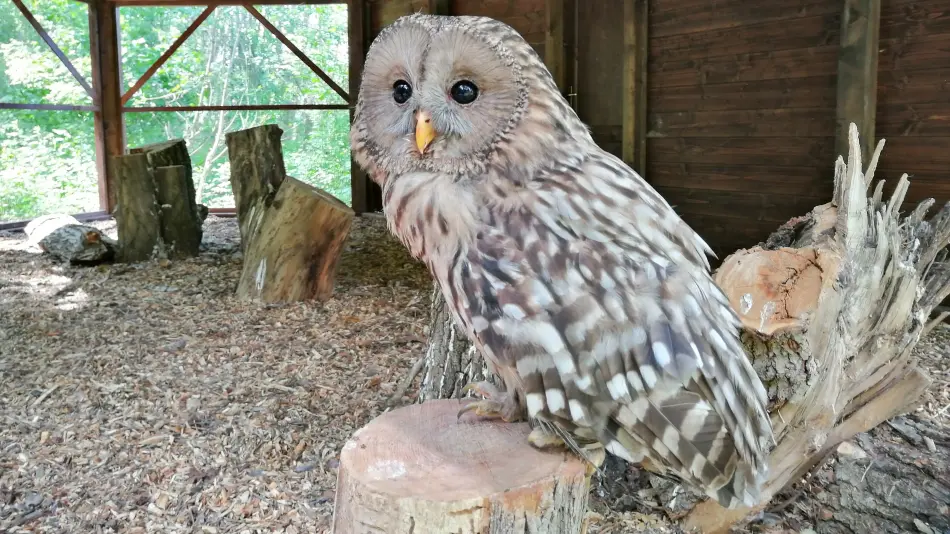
350, 14, 589, 185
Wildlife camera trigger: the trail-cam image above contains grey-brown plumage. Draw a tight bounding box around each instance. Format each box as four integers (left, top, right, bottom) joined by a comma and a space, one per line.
350, 13, 774, 508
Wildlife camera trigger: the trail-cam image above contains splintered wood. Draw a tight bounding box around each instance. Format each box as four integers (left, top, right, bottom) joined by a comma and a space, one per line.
109, 139, 205, 262
676, 123, 950, 533
332, 399, 590, 533
225, 124, 354, 303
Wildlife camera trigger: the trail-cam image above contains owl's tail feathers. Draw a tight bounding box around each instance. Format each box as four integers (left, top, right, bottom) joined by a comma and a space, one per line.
707, 457, 770, 509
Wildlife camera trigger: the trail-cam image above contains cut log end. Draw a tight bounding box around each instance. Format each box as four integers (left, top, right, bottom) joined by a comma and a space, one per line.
332, 399, 590, 533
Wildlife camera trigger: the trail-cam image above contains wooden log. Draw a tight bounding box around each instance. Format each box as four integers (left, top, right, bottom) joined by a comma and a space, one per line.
24, 215, 117, 264
332, 399, 591, 533
153, 165, 202, 259
226, 124, 354, 303
111, 152, 163, 263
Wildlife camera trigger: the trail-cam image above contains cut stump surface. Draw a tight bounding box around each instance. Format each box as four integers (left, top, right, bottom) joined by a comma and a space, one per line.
332, 399, 590, 534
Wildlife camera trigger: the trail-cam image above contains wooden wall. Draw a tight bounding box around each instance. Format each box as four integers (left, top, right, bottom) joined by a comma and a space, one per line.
361, 0, 949, 262
875, 0, 950, 208
647, 0, 841, 258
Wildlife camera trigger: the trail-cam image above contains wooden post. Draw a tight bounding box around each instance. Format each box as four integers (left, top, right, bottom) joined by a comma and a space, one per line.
348, 0, 369, 214
544, 0, 565, 92
332, 399, 591, 533
834, 0, 881, 163
89, 0, 125, 213
622, 0, 648, 175
428, 0, 450, 15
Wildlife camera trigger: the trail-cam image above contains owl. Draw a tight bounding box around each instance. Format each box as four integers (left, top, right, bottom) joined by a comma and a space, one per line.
350, 13, 774, 509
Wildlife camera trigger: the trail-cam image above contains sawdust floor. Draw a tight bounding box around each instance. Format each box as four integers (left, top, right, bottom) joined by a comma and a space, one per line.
1, 215, 947, 533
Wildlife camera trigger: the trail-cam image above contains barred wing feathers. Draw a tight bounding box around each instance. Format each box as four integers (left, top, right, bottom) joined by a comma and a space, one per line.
454, 151, 773, 508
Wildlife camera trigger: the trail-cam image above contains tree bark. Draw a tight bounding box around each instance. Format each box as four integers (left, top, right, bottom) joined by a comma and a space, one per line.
111, 153, 163, 263
419, 284, 490, 402
153, 165, 202, 259
332, 399, 592, 533
809, 414, 949, 534
226, 124, 354, 303
129, 138, 204, 242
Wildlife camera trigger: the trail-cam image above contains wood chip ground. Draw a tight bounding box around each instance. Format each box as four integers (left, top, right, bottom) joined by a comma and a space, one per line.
1, 216, 946, 533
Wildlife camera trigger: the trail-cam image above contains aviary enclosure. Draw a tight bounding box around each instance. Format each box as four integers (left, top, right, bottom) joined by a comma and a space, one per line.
0, 0, 947, 533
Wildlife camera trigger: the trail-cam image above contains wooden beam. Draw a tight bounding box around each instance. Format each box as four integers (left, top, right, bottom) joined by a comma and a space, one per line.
123, 103, 349, 112
348, 0, 368, 214
622, 0, 648, 175
245, 4, 350, 103
0, 103, 98, 111
834, 0, 881, 163
121, 6, 215, 105
89, 0, 125, 213
116, 0, 342, 4
544, 0, 565, 91
12, 0, 95, 99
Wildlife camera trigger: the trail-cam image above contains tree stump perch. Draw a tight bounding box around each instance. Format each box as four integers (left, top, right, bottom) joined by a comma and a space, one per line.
225, 124, 354, 303
332, 399, 591, 533
109, 139, 204, 263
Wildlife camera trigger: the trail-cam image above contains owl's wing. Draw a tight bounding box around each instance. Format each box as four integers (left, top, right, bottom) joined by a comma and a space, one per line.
459, 151, 772, 508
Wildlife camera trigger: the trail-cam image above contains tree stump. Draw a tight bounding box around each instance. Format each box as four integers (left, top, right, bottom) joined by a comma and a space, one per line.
153, 165, 202, 259
111, 153, 163, 263
419, 285, 489, 402
110, 148, 205, 263
225, 124, 354, 303
332, 399, 591, 533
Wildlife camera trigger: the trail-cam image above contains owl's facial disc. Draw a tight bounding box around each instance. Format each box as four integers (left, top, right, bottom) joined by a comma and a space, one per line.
415, 110, 436, 154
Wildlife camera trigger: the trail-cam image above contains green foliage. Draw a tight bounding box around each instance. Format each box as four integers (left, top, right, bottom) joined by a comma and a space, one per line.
1, 1, 351, 222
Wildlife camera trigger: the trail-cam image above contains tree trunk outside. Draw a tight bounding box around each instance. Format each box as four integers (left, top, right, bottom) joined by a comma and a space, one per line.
419, 283, 492, 402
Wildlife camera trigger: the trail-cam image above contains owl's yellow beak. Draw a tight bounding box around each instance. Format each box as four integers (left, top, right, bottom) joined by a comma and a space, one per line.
415, 110, 436, 154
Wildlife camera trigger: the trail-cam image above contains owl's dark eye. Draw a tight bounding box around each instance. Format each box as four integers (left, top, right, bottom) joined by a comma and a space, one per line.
450, 80, 478, 104
392, 79, 412, 104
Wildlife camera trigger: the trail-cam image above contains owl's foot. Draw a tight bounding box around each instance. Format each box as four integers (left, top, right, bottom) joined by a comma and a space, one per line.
527, 426, 569, 450
457, 380, 522, 423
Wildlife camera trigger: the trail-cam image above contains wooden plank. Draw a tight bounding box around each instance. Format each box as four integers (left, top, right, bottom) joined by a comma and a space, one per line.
648, 108, 835, 138
428, 0, 450, 15
650, 0, 840, 39
648, 136, 836, 167
348, 0, 368, 214
650, 44, 839, 88
671, 213, 777, 260
11, 0, 95, 99
876, 68, 950, 107
544, 0, 565, 90
873, 137, 950, 172
90, 0, 125, 213
121, 6, 214, 105
650, 13, 840, 64
648, 162, 833, 198
878, 34, 950, 72
245, 4, 349, 103
880, 0, 950, 40
656, 186, 826, 223
622, 0, 647, 174
876, 102, 950, 137
835, 0, 882, 162
649, 76, 838, 113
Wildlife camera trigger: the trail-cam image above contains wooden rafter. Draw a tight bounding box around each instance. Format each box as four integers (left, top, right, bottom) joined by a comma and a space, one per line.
11, 0, 95, 99
123, 103, 349, 112
244, 4, 350, 103
0, 103, 98, 111
120, 5, 216, 105
116, 0, 342, 5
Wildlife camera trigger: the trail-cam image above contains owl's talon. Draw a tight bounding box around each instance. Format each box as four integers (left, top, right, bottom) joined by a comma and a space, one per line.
527, 427, 568, 450
457, 380, 522, 422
